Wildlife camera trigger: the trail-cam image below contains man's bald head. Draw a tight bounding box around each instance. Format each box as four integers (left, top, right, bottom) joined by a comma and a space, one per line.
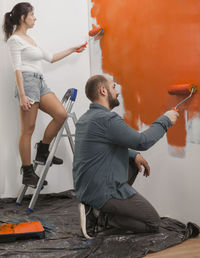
85, 75, 108, 102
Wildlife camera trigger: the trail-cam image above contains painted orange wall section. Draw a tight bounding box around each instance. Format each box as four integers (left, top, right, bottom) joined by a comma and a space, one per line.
91, 0, 200, 152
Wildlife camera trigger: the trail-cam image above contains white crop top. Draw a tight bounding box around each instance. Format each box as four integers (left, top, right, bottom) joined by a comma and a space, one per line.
7, 34, 53, 74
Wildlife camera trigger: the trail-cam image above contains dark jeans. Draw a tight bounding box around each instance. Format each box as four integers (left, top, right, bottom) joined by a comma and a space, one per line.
100, 159, 161, 233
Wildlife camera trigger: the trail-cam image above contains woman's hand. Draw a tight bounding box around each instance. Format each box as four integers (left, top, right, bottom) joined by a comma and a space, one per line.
20, 95, 31, 111
74, 42, 87, 53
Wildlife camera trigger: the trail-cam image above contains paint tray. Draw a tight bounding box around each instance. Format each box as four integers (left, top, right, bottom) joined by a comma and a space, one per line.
0, 221, 45, 242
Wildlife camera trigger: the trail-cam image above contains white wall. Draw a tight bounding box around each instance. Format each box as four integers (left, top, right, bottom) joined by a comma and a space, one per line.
0, 0, 91, 197
136, 136, 200, 226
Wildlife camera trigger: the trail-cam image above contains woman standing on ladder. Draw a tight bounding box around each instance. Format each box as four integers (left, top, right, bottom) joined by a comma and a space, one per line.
2, 2, 85, 186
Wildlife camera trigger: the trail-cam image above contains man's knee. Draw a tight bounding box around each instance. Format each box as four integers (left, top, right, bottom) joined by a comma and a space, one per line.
146, 216, 161, 233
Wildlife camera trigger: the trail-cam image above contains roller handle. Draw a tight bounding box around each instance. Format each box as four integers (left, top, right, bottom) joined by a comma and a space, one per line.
76, 41, 88, 53
172, 87, 196, 111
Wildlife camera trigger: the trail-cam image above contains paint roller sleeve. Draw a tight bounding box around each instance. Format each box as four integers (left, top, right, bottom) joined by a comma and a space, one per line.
168, 84, 197, 111
168, 84, 197, 95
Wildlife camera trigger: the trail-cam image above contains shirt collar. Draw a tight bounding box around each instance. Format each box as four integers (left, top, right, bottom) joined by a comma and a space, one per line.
90, 103, 110, 112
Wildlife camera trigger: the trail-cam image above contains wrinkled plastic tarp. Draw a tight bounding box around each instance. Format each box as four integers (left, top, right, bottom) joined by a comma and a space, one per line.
0, 190, 199, 258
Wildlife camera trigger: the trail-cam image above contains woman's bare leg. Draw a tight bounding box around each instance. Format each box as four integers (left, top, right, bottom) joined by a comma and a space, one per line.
39, 93, 67, 144
19, 103, 39, 165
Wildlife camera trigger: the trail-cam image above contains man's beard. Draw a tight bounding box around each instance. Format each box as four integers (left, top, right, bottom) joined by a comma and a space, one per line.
107, 90, 120, 110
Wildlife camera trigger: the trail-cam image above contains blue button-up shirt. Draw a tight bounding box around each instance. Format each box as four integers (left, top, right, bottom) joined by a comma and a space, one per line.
73, 103, 171, 209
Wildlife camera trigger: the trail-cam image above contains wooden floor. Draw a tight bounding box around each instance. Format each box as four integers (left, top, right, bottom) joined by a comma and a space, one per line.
147, 236, 200, 258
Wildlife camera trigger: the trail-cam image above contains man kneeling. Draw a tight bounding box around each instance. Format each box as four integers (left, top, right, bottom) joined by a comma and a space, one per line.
73, 75, 179, 238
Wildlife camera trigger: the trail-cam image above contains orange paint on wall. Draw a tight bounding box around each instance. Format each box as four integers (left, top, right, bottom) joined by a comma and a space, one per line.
91, 0, 200, 150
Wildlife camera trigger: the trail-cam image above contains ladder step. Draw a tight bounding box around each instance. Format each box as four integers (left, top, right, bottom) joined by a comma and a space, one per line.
33, 160, 53, 166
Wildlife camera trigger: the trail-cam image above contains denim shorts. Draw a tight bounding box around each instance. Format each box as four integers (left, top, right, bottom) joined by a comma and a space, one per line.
15, 71, 53, 103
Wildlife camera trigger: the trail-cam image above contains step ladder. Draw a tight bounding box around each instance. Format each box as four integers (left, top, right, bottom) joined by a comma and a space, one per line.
16, 88, 78, 212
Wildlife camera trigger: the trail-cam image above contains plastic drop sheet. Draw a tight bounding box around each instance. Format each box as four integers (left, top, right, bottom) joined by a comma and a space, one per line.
0, 190, 199, 258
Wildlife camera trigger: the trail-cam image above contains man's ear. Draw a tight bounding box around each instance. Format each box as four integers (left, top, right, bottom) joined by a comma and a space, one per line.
99, 85, 107, 96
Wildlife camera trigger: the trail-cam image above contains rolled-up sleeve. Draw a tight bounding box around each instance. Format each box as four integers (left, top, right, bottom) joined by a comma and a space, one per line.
106, 113, 172, 151
7, 37, 23, 71
128, 149, 139, 159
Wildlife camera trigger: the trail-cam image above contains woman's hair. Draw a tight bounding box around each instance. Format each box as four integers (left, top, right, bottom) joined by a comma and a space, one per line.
2, 2, 33, 41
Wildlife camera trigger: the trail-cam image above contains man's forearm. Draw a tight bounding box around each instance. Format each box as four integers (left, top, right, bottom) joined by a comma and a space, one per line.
107, 113, 172, 151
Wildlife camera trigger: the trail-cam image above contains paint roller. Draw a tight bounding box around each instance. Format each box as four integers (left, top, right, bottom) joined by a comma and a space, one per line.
0, 221, 45, 242
168, 83, 197, 111
76, 24, 104, 53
